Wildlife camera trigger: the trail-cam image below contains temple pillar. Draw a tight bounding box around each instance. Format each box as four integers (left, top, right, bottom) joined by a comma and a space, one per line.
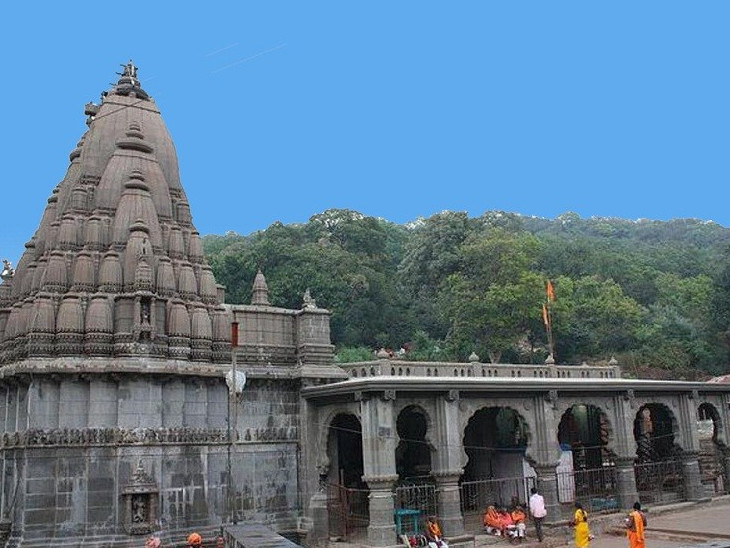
677, 393, 707, 501
534, 463, 560, 523
681, 451, 707, 501
307, 469, 329, 547
363, 476, 398, 547
612, 391, 639, 509
431, 390, 466, 537
614, 457, 638, 509
360, 391, 398, 546
529, 392, 561, 521
433, 473, 464, 537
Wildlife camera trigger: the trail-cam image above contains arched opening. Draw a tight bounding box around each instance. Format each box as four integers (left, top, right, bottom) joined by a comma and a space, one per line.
558, 404, 612, 470
393, 406, 436, 518
557, 405, 616, 511
460, 407, 532, 519
326, 413, 368, 540
633, 403, 683, 503
697, 403, 726, 495
396, 406, 431, 480
634, 404, 676, 462
327, 413, 365, 488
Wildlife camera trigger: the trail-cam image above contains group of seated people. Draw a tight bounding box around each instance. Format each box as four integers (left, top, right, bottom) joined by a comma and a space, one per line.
483, 503, 528, 541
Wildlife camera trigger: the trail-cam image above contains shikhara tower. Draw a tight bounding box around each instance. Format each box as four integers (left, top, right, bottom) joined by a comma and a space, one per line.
0, 62, 338, 547
0, 61, 231, 363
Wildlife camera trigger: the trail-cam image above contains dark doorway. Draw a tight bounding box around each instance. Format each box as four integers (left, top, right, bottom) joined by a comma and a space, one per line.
634, 404, 675, 462
558, 404, 612, 469
396, 406, 431, 480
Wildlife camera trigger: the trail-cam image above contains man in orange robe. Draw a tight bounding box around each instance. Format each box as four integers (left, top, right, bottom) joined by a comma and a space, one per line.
483, 505, 503, 536
511, 506, 527, 540
626, 502, 647, 548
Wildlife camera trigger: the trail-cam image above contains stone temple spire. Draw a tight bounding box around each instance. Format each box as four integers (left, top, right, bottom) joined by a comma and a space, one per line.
0, 63, 231, 364
251, 269, 270, 306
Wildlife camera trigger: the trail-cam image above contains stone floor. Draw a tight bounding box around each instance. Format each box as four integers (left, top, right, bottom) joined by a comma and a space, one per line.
327, 496, 730, 548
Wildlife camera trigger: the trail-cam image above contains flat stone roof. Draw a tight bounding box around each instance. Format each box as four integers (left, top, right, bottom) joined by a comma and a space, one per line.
302, 375, 730, 399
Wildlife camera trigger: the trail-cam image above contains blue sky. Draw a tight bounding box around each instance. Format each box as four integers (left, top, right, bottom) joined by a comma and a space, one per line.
1, 2, 729, 264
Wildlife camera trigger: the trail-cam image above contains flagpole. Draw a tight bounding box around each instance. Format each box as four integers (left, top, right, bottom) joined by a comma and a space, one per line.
546, 304, 555, 359
545, 281, 556, 361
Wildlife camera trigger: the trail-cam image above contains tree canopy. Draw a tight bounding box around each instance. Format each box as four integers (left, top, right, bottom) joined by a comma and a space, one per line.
203, 209, 730, 379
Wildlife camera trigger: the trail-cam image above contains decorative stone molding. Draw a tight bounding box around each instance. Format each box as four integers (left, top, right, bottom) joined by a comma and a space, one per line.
624, 389, 636, 409
544, 390, 558, 409
445, 389, 459, 402
382, 389, 396, 401
241, 426, 298, 442
1, 426, 230, 448
361, 474, 399, 485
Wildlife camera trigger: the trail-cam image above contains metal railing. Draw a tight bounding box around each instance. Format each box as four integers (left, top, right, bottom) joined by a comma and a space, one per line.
634, 459, 685, 504
326, 483, 369, 540
556, 466, 618, 513
459, 476, 536, 516
394, 479, 438, 518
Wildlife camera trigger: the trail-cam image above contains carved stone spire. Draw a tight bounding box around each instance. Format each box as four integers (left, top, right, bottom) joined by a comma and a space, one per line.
0, 64, 229, 364
251, 269, 270, 306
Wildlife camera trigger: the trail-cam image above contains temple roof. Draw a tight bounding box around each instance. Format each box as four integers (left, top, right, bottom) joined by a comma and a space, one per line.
0, 63, 231, 364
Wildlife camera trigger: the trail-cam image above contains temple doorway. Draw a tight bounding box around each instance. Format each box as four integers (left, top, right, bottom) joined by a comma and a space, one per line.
326, 413, 367, 540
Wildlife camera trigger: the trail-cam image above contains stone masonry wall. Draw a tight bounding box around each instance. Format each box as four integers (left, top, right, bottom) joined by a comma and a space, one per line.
0, 373, 302, 545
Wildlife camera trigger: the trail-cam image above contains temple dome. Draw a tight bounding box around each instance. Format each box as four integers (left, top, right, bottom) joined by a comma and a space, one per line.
0, 62, 228, 364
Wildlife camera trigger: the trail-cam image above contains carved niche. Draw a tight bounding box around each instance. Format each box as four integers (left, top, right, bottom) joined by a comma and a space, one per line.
121, 461, 159, 535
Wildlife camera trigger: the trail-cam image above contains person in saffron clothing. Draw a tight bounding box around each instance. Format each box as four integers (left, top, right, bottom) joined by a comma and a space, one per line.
483, 505, 504, 536
511, 505, 527, 541
626, 502, 647, 548
425, 516, 449, 548
571, 502, 591, 548
499, 507, 516, 539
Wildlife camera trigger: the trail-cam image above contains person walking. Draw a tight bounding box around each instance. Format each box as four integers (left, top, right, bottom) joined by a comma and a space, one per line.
529, 487, 547, 542
626, 502, 647, 548
571, 502, 591, 548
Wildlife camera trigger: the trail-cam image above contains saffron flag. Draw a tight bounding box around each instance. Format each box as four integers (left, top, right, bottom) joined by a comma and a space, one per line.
546, 280, 556, 301
542, 304, 549, 327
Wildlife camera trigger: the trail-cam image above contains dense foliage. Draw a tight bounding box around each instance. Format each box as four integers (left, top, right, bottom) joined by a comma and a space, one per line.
203, 209, 730, 379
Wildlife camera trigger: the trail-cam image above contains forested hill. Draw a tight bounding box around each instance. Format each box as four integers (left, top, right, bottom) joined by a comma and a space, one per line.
202, 209, 730, 380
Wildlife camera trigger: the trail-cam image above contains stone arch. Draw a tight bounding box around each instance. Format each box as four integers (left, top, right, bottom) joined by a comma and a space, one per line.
395, 404, 432, 480
697, 401, 726, 495
558, 404, 615, 469
634, 403, 679, 462
317, 407, 363, 487
329, 413, 365, 488
698, 402, 724, 445
462, 406, 531, 482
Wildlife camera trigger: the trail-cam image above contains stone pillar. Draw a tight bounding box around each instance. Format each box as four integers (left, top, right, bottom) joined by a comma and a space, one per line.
681, 451, 707, 501
434, 473, 464, 537
431, 390, 466, 537
614, 457, 638, 509
534, 463, 560, 523
723, 450, 730, 495
360, 391, 398, 546
611, 391, 639, 509
308, 486, 329, 547
363, 476, 398, 546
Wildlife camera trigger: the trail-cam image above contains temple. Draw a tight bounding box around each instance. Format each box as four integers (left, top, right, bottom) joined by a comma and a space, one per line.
0, 63, 728, 548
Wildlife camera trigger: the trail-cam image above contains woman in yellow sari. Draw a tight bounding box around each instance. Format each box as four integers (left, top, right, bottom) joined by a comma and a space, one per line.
572, 502, 591, 548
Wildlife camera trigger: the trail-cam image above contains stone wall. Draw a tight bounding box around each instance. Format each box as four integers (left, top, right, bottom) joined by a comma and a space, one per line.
0, 372, 303, 545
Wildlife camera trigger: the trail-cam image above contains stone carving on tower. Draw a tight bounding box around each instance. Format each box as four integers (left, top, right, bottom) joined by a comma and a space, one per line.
0, 62, 231, 364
